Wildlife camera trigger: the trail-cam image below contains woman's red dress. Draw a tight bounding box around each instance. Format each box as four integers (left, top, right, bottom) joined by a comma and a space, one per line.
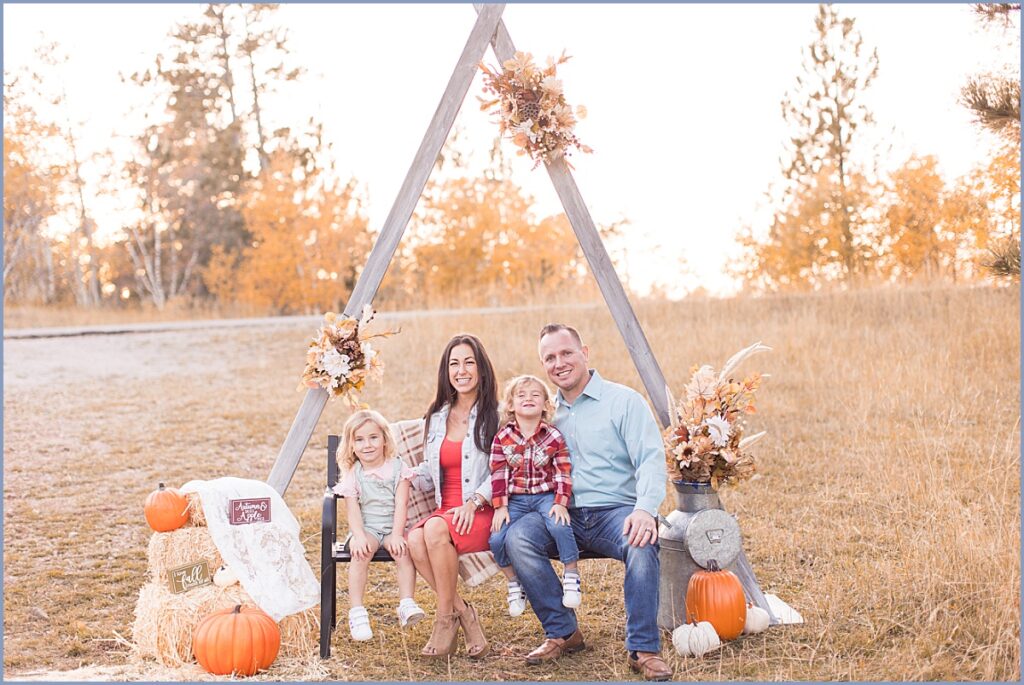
410, 438, 493, 553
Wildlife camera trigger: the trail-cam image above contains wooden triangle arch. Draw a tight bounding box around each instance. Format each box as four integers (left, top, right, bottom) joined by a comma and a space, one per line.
266, 3, 778, 623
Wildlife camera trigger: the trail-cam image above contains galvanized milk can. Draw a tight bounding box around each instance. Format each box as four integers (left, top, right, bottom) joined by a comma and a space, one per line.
657, 481, 742, 631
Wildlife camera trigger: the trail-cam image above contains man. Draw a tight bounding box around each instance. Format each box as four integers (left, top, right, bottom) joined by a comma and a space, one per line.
503, 323, 672, 681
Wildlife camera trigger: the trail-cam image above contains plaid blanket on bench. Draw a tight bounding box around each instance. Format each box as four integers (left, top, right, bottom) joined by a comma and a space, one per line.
391, 418, 500, 588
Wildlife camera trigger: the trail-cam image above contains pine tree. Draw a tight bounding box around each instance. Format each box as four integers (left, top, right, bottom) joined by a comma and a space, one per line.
961, 3, 1021, 279
121, 6, 256, 307
742, 4, 881, 290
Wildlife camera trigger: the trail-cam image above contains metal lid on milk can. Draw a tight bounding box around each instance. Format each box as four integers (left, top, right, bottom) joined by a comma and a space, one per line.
684, 508, 742, 569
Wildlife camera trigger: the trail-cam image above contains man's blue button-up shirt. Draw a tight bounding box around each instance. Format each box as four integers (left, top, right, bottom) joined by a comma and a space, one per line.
553, 369, 667, 517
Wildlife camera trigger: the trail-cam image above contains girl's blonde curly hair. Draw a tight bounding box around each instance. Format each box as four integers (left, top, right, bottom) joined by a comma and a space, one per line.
500, 374, 554, 425
338, 409, 397, 472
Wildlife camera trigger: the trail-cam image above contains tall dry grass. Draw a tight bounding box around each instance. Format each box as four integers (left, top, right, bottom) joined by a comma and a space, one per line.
2, 284, 1018, 680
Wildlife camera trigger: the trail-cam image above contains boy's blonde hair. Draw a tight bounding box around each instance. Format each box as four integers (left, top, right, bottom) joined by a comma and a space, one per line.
338, 409, 396, 471
501, 374, 554, 425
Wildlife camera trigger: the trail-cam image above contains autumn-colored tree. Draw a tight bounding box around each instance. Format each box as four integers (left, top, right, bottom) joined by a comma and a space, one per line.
739, 4, 882, 291
879, 155, 958, 280
206, 144, 372, 314
36, 43, 107, 308
6, 39, 168, 308
952, 141, 1022, 277
2, 51, 66, 304
406, 141, 600, 304
737, 162, 878, 290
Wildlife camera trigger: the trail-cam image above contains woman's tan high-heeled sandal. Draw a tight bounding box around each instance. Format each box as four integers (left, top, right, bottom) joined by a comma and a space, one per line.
458, 602, 490, 658
420, 612, 460, 658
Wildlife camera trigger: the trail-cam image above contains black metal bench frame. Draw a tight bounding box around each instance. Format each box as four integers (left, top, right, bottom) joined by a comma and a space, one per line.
319, 433, 605, 658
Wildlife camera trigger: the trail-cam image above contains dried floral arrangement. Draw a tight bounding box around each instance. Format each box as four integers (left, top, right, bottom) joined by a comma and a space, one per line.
479, 50, 592, 169
298, 305, 395, 405
664, 342, 771, 488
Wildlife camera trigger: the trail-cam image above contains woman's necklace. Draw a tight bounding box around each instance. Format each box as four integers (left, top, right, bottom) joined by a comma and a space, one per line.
449, 408, 469, 426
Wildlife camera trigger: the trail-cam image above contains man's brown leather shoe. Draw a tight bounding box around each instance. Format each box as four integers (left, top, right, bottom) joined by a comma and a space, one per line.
524, 629, 585, 665
627, 651, 673, 681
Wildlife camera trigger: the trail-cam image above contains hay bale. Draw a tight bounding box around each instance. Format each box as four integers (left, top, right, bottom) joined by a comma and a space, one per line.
132, 581, 318, 667
278, 605, 320, 658
185, 493, 206, 527
147, 527, 223, 585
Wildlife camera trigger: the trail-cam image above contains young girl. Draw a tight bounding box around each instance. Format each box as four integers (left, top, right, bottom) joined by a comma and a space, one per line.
489, 375, 582, 616
334, 409, 425, 641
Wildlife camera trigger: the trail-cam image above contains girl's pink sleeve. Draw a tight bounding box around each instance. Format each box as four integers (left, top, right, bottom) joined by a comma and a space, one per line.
332, 469, 360, 498
399, 463, 416, 481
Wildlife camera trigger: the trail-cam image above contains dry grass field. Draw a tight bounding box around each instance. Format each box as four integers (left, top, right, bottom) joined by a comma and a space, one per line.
3, 285, 1019, 681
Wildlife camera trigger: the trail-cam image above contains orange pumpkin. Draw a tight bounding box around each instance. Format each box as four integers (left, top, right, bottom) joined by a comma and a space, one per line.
143, 482, 189, 532
685, 559, 747, 640
194, 604, 280, 676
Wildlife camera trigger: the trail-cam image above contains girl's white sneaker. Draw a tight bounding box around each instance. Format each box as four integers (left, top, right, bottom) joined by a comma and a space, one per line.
348, 606, 373, 641
397, 599, 425, 628
507, 579, 527, 617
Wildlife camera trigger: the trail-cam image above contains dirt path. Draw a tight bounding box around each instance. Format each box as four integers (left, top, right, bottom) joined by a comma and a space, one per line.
3, 303, 597, 340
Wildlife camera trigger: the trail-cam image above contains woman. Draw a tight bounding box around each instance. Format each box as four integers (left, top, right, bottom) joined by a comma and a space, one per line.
408, 333, 500, 659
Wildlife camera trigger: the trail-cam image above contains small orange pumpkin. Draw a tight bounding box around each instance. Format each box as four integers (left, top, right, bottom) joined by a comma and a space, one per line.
194, 604, 280, 676
144, 482, 189, 532
685, 559, 747, 640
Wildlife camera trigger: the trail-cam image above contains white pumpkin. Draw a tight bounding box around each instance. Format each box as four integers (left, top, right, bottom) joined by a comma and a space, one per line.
688, 621, 721, 657
671, 623, 695, 657
213, 564, 239, 587
743, 605, 771, 634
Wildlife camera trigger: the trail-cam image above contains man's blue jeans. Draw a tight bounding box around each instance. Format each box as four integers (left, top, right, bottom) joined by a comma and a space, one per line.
504, 505, 661, 653
489, 492, 580, 568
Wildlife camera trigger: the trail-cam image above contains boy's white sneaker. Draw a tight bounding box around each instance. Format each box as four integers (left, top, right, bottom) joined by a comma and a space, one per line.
348, 606, 373, 641
562, 572, 582, 609
507, 579, 527, 617
397, 599, 425, 628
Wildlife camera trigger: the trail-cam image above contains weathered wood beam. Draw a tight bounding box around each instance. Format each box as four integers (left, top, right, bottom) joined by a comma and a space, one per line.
477, 6, 670, 428
477, 6, 779, 625
544, 162, 671, 428
267, 4, 507, 496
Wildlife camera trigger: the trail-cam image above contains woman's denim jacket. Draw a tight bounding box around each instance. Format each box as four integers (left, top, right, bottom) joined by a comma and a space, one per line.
411, 402, 493, 509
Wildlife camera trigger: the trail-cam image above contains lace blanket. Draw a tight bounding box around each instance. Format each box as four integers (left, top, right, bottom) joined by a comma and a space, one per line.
180, 477, 319, 622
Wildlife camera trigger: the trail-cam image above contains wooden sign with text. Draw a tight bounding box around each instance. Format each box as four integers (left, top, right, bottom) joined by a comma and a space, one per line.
167, 560, 213, 594
229, 497, 272, 525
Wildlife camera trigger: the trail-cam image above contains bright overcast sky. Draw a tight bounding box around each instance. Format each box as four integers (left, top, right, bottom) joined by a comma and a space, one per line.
3, 3, 1013, 297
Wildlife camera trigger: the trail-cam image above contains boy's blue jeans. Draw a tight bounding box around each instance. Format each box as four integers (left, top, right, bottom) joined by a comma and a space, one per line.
489, 492, 580, 568
504, 504, 661, 653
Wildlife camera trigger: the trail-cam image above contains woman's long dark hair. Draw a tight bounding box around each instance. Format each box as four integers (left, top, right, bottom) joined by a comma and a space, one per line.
423, 333, 499, 454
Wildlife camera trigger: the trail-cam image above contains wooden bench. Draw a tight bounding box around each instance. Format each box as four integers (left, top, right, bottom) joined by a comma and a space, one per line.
320, 422, 606, 658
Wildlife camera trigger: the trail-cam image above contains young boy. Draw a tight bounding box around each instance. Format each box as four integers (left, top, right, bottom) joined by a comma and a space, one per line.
489, 375, 581, 616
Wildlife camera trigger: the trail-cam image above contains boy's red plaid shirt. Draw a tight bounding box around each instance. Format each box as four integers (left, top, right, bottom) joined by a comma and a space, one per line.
489, 420, 573, 507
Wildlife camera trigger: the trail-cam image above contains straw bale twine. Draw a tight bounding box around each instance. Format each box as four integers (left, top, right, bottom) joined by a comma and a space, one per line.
147, 527, 223, 584
132, 581, 318, 667
185, 493, 207, 527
